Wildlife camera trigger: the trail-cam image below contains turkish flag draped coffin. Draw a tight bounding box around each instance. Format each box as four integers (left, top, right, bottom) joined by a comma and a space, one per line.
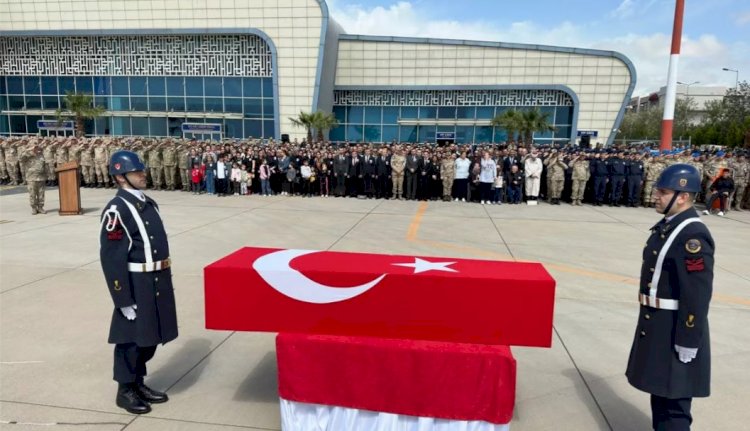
204, 247, 556, 347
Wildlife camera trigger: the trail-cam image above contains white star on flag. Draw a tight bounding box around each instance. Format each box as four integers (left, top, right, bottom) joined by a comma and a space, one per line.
392, 258, 458, 274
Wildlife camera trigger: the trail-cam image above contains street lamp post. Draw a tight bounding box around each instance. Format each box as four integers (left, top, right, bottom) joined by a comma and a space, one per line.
677, 80, 699, 96
722, 67, 739, 90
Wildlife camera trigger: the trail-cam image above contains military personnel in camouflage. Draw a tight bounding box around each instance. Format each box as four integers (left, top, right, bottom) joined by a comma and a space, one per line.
148, 142, 164, 190
702, 155, 728, 203
391, 147, 406, 200
80, 141, 95, 187
5, 140, 21, 185
0, 140, 9, 185
729, 153, 748, 211
570, 152, 590, 206
440, 153, 455, 201
42, 140, 57, 186
177, 143, 190, 192
161, 141, 178, 191
94, 140, 110, 188
545, 151, 568, 205
55, 140, 69, 182
643, 154, 665, 207
19, 143, 48, 215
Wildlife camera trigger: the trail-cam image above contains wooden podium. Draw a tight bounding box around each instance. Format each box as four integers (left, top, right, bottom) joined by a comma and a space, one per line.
56, 161, 82, 215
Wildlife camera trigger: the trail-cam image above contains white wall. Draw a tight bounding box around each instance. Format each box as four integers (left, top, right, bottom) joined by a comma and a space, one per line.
336, 40, 633, 145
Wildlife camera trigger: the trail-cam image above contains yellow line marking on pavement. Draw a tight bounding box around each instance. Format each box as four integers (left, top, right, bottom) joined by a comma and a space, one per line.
405, 203, 750, 307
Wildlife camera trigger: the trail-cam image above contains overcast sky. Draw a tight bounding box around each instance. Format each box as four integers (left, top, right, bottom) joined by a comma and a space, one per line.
327, 0, 749, 96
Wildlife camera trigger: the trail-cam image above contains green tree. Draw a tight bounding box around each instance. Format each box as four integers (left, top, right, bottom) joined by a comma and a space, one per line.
312, 111, 339, 143
288, 111, 316, 144
517, 108, 556, 147
56, 91, 106, 137
490, 110, 522, 143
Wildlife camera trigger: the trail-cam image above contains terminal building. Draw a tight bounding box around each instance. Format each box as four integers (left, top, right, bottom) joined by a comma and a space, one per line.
0, 0, 635, 146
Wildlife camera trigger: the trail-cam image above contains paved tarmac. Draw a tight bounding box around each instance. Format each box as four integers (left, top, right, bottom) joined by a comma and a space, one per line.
1, 187, 749, 431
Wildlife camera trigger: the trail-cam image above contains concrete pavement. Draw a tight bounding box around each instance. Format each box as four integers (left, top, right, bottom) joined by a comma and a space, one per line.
1, 187, 749, 430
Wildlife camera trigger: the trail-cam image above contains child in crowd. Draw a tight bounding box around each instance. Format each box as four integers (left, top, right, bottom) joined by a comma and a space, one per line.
230, 162, 242, 196
240, 163, 250, 195
284, 163, 297, 196
259, 159, 272, 196
492, 169, 504, 204
190, 163, 202, 195
318, 161, 330, 197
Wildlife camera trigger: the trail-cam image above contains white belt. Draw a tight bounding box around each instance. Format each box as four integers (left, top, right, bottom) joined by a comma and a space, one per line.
128, 258, 171, 273
639, 293, 679, 310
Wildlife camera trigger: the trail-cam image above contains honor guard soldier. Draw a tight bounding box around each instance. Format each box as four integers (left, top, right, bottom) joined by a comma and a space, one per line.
626, 164, 713, 431
100, 150, 178, 414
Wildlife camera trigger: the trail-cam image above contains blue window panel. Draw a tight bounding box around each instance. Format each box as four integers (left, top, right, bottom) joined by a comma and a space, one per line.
400, 106, 418, 119
333, 106, 346, 123
554, 126, 571, 140
244, 119, 262, 138
540, 106, 555, 120
347, 106, 364, 124
493, 128, 508, 143
436, 125, 454, 133
56, 77, 74, 95
262, 98, 274, 116
24, 76, 41, 94
0, 95, 5, 111
455, 126, 473, 143
0, 115, 8, 134
204, 77, 222, 97
243, 98, 262, 117
536, 129, 554, 139
130, 97, 148, 111
476, 106, 495, 119
346, 124, 363, 141
129, 77, 147, 96
25, 95, 42, 109
224, 98, 242, 114
0, 77, 6, 94
110, 96, 129, 111
382, 125, 398, 143
243, 78, 262, 97
7, 77, 23, 94
205, 97, 223, 112
27, 115, 41, 134
225, 119, 243, 138
363, 125, 381, 142
262, 78, 273, 98
418, 125, 436, 142
224, 78, 241, 97
111, 77, 128, 95
556, 106, 571, 125
166, 77, 184, 97
186, 117, 205, 125
42, 96, 59, 110
150, 118, 167, 136
41, 77, 58, 95
185, 78, 203, 97
382, 106, 399, 124
263, 120, 275, 138
94, 96, 109, 110
364, 106, 381, 124
129, 117, 147, 135
149, 97, 166, 111
147, 77, 165, 96
456, 106, 474, 119
437, 106, 456, 119
9, 115, 27, 133
475, 126, 493, 143
75, 76, 93, 94
185, 97, 204, 112
8, 95, 25, 109
168, 119, 183, 137
93, 77, 110, 95
419, 107, 436, 119
167, 97, 185, 111
112, 117, 131, 135
400, 125, 417, 142
94, 117, 110, 135
329, 124, 345, 142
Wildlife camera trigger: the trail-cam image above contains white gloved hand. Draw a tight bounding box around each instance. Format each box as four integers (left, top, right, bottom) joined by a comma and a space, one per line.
675, 345, 698, 363
120, 304, 137, 321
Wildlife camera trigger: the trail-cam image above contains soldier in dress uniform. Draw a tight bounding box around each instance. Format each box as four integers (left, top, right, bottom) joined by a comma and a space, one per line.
100, 151, 178, 414
608, 150, 627, 206
626, 164, 713, 431
626, 152, 645, 207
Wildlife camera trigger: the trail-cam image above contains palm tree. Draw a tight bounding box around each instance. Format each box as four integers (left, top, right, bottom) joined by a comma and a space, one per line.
490, 110, 522, 144
312, 111, 339, 143
288, 111, 316, 144
517, 108, 556, 148
56, 91, 106, 137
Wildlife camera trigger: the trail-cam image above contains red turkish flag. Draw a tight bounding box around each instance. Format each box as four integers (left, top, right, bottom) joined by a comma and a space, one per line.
204, 247, 556, 347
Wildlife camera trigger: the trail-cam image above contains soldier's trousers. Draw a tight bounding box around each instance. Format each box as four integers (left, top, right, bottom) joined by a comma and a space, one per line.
442, 177, 453, 197
151, 167, 163, 189
181, 169, 190, 191
113, 343, 157, 384
627, 176, 643, 205
6, 161, 19, 184
95, 163, 108, 185
571, 179, 587, 201
732, 184, 747, 209
643, 180, 655, 205
594, 176, 607, 203
27, 180, 45, 209
650, 395, 691, 431
611, 176, 625, 203
81, 165, 94, 185
0, 160, 8, 179
163, 165, 176, 189
549, 178, 564, 199
392, 173, 404, 197
45, 161, 56, 182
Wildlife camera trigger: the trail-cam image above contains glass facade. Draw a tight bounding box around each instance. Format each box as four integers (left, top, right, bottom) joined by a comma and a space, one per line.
0, 75, 274, 138
331, 89, 575, 144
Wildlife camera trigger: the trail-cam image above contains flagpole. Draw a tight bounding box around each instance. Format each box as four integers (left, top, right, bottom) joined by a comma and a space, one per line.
659, 0, 685, 152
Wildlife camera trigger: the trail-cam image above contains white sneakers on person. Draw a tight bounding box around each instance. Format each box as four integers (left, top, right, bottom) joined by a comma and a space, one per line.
454, 198, 459, 202
702, 210, 710, 215
461, 198, 466, 202
717, 211, 724, 217
480, 201, 485, 205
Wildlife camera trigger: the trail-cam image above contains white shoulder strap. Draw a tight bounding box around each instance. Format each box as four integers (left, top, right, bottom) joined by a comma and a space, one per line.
100, 204, 133, 251
118, 197, 153, 263
649, 217, 703, 297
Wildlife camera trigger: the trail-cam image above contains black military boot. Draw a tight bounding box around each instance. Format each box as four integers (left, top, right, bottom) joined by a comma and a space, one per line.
135, 382, 169, 404
116, 384, 151, 414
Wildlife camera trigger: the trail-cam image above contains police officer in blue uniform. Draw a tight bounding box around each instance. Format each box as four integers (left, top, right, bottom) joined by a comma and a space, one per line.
100, 150, 179, 414
589, 150, 609, 206
608, 150, 627, 206
626, 164, 713, 430
626, 152, 645, 207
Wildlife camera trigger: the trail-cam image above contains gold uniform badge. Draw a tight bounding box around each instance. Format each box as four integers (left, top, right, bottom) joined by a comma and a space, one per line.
685, 239, 702, 254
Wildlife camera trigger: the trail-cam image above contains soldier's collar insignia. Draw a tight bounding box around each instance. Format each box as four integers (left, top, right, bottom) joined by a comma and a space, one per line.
685, 239, 702, 254
679, 178, 687, 187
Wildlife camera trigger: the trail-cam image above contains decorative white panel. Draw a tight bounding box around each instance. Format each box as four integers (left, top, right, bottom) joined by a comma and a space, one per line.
0, 35, 273, 77
334, 89, 573, 107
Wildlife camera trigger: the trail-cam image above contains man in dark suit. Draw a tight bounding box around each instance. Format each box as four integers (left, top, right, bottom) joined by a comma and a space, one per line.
361, 148, 377, 199
626, 164, 713, 431
375, 148, 391, 199
332, 149, 348, 197
347, 150, 362, 197
100, 151, 178, 415
405, 149, 420, 200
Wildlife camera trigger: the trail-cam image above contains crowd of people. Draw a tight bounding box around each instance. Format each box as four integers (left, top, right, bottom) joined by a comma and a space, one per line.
1, 136, 748, 214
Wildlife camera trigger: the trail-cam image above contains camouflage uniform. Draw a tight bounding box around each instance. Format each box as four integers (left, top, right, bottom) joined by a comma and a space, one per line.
440, 156, 455, 200
80, 143, 95, 186
161, 142, 177, 190
94, 143, 109, 187
42, 142, 56, 185
177, 145, 190, 192
390, 153, 406, 199
0, 143, 8, 183
703, 157, 728, 202
729, 157, 748, 210
5, 142, 21, 185
19, 146, 48, 214
545, 154, 568, 200
643, 157, 665, 206
148, 144, 164, 189
570, 157, 590, 205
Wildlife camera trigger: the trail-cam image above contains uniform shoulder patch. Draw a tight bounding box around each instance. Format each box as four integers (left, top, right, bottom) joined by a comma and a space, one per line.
685, 257, 705, 272
685, 238, 702, 254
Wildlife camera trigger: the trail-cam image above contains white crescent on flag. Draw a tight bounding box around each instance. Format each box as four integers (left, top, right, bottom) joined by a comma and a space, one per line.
252, 249, 387, 304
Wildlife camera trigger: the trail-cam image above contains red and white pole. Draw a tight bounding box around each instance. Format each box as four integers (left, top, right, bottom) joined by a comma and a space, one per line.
659, 0, 685, 152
